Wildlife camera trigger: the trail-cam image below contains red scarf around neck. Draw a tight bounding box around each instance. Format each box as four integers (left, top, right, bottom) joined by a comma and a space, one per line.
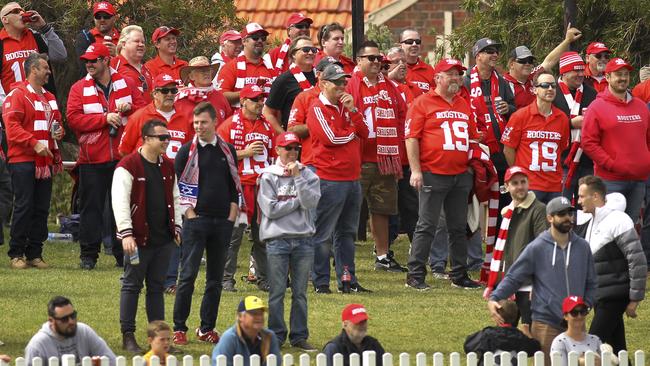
235, 52, 275, 92
469, 66, 505, 147
559, 78, 584, 191
274, 38, 291, 73
289, 63, 314, 91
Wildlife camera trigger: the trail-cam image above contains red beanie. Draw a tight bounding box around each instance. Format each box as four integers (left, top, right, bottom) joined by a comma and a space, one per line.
559, 51, 586, 74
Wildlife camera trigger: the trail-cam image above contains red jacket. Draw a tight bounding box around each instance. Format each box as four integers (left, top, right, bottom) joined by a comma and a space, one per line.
66, 75, 146, 164
111, 55, 154, 104
174, 87, 233, 136
581, 89, 650, 181
306, 93, 368, 181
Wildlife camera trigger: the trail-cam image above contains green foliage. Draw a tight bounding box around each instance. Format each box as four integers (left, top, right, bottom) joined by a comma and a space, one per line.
344, 23, 396, 58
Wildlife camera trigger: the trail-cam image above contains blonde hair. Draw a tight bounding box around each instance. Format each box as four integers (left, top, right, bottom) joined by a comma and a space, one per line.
119, 25, 144, 47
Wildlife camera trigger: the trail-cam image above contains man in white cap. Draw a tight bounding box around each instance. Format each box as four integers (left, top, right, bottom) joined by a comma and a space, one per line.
267, 12, 313, 74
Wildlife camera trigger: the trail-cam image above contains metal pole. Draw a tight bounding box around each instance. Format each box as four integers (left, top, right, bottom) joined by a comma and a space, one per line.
351, 0, 364, 59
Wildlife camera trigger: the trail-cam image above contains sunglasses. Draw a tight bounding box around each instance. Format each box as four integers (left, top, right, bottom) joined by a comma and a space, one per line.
146, 134, 172, 141
282, 145, 301, 151
53, 311, 77, 323
516, 58, 535, 65
328, 78, 348, 87
536, 82, 557, 89
247, 96, 264, 103
248, 35, 267, 42
3, 8, 23, 16
292, 23, 310, 30
297, 46, 319, 54
83, 57, 103, 65
156, 87, 178, 95
554, 209, 575, 217
482, 49, 499, 55
568, 307, 589, 317
401, 39, 422, 45
593, 53, 610, 60
359, 55, 383, 62
94, 13, 112, 20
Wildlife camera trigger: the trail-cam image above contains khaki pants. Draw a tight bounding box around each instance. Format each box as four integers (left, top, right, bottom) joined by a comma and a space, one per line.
531, 321, 563, 364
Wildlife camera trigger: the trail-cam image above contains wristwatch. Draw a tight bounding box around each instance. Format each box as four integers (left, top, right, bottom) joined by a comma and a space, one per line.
350, 107, 358, 114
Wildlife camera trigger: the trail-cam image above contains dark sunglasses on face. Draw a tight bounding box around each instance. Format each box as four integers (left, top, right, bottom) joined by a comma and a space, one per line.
147, 134, 172, 141
594, 53, 610, 60
53, 311, 77, 322
83, 57, 103, 65
359, 55, 383, 62
4, 8, 23, 16
292, 23, 310, 30
568, 307, 589, 317
249, 35, 267, 42
482, 49, 499, 55
94, 13, 112, 20
516, 58, 535, 65
536, 82, 557, 89
401, 39, 421, 45
298, 46, 319, 54
282, 145, 301, 151
247, 96, 264, 103
156, 87, 178, 95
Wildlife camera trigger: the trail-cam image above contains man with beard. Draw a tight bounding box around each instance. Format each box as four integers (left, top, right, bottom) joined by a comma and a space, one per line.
75, 1, 119, 77
145, 26, 187, 85
487, 196, 598, 363
584, 42, 611, 93
267, 13, 313, 74
399, 29, 434, 94
24, 296, 116, 366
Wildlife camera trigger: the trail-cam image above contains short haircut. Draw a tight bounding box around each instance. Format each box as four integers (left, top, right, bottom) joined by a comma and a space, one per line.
48, 296, 72, 317
386, 46, 405, 58
497, 299, 519, 325
147, 320, 171, 338
289, 35, 312, 56
357, 40, 379, 56
119, 25, 144, 46
24, 53, 48, 78
534, 70, 555, 84
400, 28, 419, 41
578, 175, 607, 198
193, 101, 217, 120
318, 22, 345, 47
141, 119, 166, 139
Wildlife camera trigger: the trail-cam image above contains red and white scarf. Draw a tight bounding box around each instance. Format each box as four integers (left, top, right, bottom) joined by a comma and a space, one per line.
230, 110, 272, 150
486, 203, 514, 289
235, 52, 275, 93
274, 38, 291, 73
469, 66, 505, 138
22, 83, 62, 179
289, 63, 314, 91
559, 79, 584, 191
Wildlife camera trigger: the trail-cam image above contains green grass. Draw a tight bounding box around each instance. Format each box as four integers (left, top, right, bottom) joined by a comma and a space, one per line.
0, 235, 648, 360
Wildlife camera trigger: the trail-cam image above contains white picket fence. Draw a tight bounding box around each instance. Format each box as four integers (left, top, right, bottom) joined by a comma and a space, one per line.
0, 350, 645, 366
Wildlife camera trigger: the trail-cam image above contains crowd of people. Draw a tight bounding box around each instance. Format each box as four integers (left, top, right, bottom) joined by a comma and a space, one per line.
0, 0, 649, 364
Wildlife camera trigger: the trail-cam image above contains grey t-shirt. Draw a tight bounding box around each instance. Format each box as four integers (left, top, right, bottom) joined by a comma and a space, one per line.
550, 332, 602, 366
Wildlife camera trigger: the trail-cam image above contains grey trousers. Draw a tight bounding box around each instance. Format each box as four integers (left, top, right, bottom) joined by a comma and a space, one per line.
222, 221, 267, 284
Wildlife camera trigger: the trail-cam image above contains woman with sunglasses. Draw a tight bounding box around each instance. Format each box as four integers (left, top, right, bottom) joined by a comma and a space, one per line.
550, 296, 602, 366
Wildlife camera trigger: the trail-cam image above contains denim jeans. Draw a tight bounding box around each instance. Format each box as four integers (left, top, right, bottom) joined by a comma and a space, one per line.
641, 176, 650, 267
602, 179, 645, 222
173, 216, 234, 332
164, 246, 181, 288
529, 190, 561, 205
312, 180, 362, 288
266, 237, 313, 345
222, 216, 267, 285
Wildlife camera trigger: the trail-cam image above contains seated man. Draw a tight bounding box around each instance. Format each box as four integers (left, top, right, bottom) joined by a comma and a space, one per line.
24, 296, 116, 366
323, 304, 385, 366
211, 296, 280, 366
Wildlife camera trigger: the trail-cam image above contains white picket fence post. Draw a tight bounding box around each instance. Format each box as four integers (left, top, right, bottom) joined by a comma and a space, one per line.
398, 353, 409, 366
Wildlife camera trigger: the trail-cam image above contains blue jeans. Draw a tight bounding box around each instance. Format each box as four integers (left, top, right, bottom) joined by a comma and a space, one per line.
602, 180, 645, 222
530, 190, 561, 205
428, 211, 482, 272
267, 237, 313, 345
164, 246, 181, 288
312, 180, 362, 288
642, 177, 650, 267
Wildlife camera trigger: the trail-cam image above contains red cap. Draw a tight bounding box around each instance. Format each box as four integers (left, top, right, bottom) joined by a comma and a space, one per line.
242, 23, 269, 38
239, 85, 265, 99
153, 73, 176, 88
562, 296, 587, 314
433, 58, 467, 74
559, 52, 586, 74
93, 2, 116, 16
152, 26, 180, 43
286, 13, 313, 28
80, 43, 110, 60
585, 42, 610, 55
275, 132, 301, 147
220, 30, 242, 44
504, 166, 529, 183
341, 304, 369, 324
605, 58, 634, 74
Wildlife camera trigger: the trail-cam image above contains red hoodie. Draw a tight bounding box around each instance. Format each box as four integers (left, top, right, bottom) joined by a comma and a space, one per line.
581, 89, 650, 181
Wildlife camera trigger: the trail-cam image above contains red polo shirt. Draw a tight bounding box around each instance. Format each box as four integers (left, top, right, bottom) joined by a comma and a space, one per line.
111, 55, 154, 104
406, 58, 435, 94
144, 55, 188, 86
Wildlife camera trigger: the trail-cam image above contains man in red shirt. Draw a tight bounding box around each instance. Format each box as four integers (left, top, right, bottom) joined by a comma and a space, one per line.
307, 63, 370, 293
144, 26, 187, 85
314, 23, 355, 74
399, 29, 434, 94
74, 1, 119, 77
502, 72, 570, 203
67, 42, 145, 270
111, 25, 153, 103
584, 42, 610, 93
405, 58, 480, 291
211, 30, 242, 70
267, 13, 312, 74
216, 85, 275, 293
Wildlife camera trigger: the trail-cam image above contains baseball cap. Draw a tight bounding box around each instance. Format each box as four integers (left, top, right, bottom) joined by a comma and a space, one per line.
321, 64, 351, 81
80, 43, 110, 60
433, 58, 467, 74
510, 46, 535, 60
242, 23, 269, 38
585, 42, 610, 55
605, 58, 634, 74
220, 30, 242, 44
559, 51, 586, 74
238, 296, 267, 312
275, 132, 301, 147
152, 26, 180, 43
93, 2, 116, 16
504, 166, 529, 183
341, 304, 369, 324
316, 57, 343, 72
546, 196, 575, 216
472, 38, 501, 57
562, 295, 587, 314
153, 73, 176, 88
240, 85, 265, 99
286, 13, 313, 28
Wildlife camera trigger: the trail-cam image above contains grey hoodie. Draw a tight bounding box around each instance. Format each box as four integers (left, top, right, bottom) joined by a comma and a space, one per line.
490, 230, 598, 328
257, 163, 321, 242
24, 322, 116, 366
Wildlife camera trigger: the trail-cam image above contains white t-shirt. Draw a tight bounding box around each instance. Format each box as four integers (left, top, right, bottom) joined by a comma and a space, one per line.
550, 332, 602, 366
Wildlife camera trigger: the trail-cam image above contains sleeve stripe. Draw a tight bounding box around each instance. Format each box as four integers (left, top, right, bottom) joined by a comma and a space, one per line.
314, 106, 355, 144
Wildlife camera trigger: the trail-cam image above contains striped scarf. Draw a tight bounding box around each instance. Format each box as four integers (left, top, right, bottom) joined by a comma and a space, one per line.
559, 79, 584, 191
469, 66, 504, 149
289, 63, 314, 91
274, 38, 291, 73
234, 52, 275, 93
23, 83, 62, 179
486, 203, 514, 289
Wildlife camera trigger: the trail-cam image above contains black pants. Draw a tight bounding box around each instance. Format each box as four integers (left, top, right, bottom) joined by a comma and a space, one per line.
589, 299, 629, 354
0, 157, 12, 245
78, 162, 122, 262
398, 166, 418, 242
120, 241, 174, 333
8, 162, 51, 260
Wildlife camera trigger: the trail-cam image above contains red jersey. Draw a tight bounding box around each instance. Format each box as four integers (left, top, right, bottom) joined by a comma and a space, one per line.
111, 55, 154, 104
313, 51, 356, 74
632, 79, 650, 103
287, 86, 320, 166
405, 90, 479, 175
406, 58, 435, 94
216, 57, 276, 92
144, 55, 188, 86
217, 113, 275, 186
89, 28, 119, 46
392, 80, 421, 166
0, 29, 39, 94
501, 102, 569, 192
504, 65, 544, 109
174, 87, 233, 137
119, 103, 191, 160
584, 67, 608, 93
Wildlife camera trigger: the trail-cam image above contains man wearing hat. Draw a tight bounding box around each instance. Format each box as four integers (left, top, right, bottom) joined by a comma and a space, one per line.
211, 296, 280, 366
268, 12, 313, 74
581, 57, 650, 222
217, 84, 276, 292
67, 42, 145, 269
112, 25, 154, 103
399, 28, 434, 94
211, 30, 242, 70
405, 58, 481, 290
488, 196, 597, 363
584, 42, 611, 93
75, 1, 119, 77
145, 26, 187, 85
217, 23, 276, 106
307, 63, 370, 294
258, 131, 321, 351
484, 166, 549, 336
322, 304, 385, 366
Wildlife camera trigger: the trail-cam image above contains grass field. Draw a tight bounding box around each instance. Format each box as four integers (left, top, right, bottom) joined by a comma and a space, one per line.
0, 234, 648, 360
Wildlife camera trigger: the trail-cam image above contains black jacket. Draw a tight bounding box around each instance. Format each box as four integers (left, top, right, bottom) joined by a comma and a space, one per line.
464, 326, 541, 365
323, 330, 385, 366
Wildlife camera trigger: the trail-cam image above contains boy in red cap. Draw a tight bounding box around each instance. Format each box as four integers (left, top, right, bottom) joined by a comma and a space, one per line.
323, 304, 385, 365
144, 26, 187, 85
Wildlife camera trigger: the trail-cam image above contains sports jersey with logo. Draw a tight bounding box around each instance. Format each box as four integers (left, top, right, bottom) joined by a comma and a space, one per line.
406, 58, 435, 94
216, 57, 276, 92
287, 86, 320, 166
0, 29, 38, 94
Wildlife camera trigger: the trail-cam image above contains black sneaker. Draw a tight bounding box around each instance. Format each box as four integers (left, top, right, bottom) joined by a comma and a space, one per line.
374, 257, 403, 273
315, 285, 332, 294
387, 252, 408, 273
222, 281, 237, 292
405, 277, 431, 291
339, 283, 372, 293
292, 339, 318, 352
80, 258, 96, 270
257, 280, 270, 292
451, 276, 481, 289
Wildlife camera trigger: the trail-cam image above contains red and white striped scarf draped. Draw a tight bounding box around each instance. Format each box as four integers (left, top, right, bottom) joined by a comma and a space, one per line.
289, 63, 314, 91
23, 83, 62, 179
486, 203, 514, 288
274, 38, 291, 73
469, 66, 505, 128
559, 79, 584, 190
230, 110, 271, 150
235, 52, 275, 94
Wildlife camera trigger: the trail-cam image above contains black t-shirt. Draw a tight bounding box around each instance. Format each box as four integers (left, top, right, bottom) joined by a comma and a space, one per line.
142, 156, 172, 245
265, 69, 316, 129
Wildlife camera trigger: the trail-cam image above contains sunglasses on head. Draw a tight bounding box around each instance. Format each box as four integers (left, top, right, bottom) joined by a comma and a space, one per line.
53, 310, 77, 322
593, 53, 610, 60
248, 35, 267, 42
292, 23, 310, 30
94, 13, 112, 20
536, 82, 557, 89
359, 55, 383, 62
516, 58, 535, 65
147, 134, 172, 141
297, 46, 319, 54
482, 48, 499, 55
156, 87, 178, 95
569, 307, 589, 317
282, 145, 300, 151
401, 39, 421, 45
